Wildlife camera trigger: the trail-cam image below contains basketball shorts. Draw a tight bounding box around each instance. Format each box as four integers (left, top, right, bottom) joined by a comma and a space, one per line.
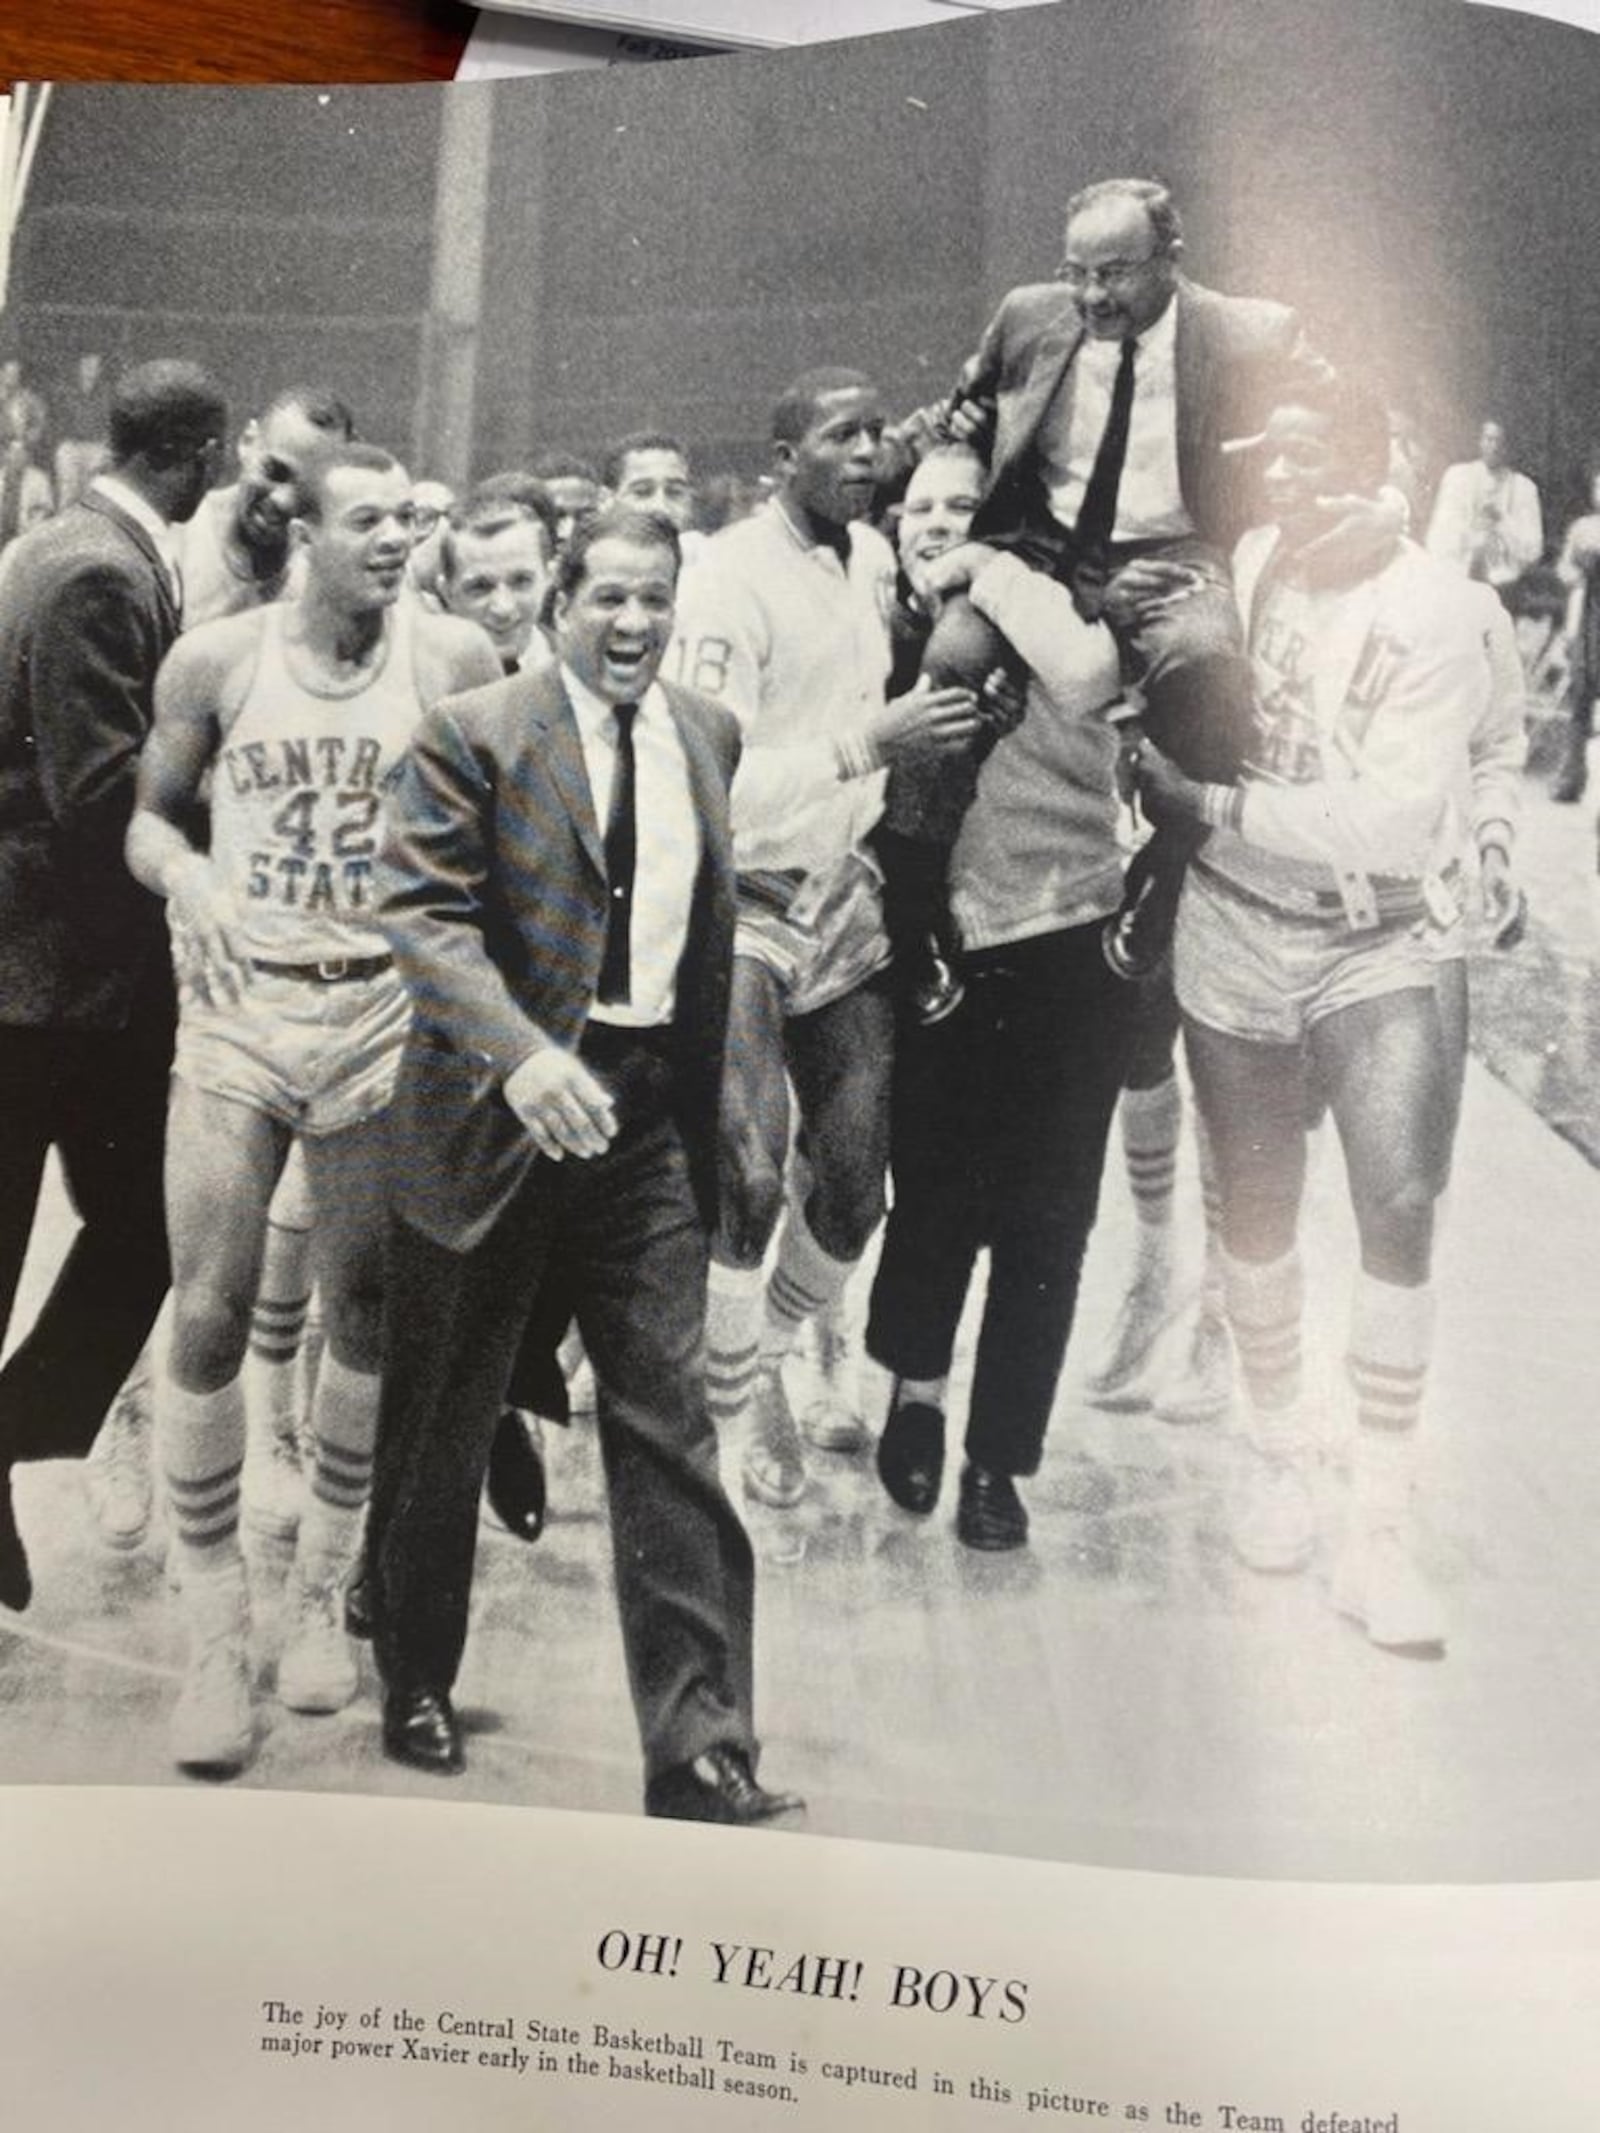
735, 850, 891, 1020
174, 963, 410, 1136
1175, 864, 1436, 1046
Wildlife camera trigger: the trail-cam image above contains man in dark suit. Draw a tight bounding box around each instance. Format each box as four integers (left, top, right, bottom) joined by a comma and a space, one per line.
368, 505, 801, 1827
0, 359, 227, 1613
916, 177, 1356, 970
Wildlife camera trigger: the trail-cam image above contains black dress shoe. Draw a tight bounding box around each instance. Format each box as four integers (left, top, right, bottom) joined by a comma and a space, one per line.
644, 1743, 804, 1827
875, 1398, 945, 1516
344, 1564, 373, 1641
487, 1407, 547, 1544
0, 1463, 30, 1613
382, 1686, 465, 1776
956, 1462, 1029, 1551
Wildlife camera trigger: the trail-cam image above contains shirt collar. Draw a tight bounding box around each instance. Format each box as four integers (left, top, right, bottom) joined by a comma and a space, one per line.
560, 662, 665, 741
91, 472, 175, 561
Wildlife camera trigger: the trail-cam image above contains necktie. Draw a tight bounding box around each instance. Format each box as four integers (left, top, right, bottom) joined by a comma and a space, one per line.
1075, 337, 1138, 559
597, 702, 639, 1006
0, 465, 20, 547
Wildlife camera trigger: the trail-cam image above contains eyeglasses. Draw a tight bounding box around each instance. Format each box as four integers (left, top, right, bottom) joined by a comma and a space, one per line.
1056, 253, 1165, 292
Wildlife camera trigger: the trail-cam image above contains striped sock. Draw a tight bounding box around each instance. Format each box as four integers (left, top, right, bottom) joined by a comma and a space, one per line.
1122, 1075, 1182, 1233
162, 1376, 246, 1576
761, 1199, 856, 1367
1348, 1273, 1434, 1521
1221, 1246, 1304, 1450
706, 1261, 764, 1434
298, 1353, 377, 1585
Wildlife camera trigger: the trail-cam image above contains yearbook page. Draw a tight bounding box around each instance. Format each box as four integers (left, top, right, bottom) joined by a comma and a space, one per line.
3, 0, 1600, 2125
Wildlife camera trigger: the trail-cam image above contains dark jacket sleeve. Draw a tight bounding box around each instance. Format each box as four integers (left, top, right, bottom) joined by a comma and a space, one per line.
377, 703, 566, 1081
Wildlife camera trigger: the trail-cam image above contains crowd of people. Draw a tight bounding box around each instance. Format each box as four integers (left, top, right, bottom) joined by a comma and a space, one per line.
0, 174, 1564, 1827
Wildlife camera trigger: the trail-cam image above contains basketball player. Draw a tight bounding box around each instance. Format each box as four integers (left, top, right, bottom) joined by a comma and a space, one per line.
127, 444, 498, 1772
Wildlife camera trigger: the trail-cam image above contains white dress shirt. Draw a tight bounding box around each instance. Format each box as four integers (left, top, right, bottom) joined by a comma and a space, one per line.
563, 664, 700, 1029
1040, 296, 1193, 544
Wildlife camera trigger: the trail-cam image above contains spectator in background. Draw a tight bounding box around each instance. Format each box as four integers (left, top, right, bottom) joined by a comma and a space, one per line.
1553, 457, 1600, 803
0, 435, 54, 554
438, 486, 558, 677
0, 358, 50, 464
405, 478, 456, 610
53, 353, 112, 510
1427, 416, 1544, 600
603, 431, 704, 567
530, 450, 601, 552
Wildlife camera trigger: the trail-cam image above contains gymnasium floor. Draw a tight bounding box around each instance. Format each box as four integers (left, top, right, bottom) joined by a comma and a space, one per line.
4, 768, 1600, 1886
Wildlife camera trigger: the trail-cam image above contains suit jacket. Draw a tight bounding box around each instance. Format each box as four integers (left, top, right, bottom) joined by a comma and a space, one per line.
964, 276, 1334, 557
377, 663, 741, 1254
0, 489, 181, 1028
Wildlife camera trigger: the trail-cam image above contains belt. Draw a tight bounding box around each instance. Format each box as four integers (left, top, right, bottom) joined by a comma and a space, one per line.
1192, 858, 1424, 928
581, 1019, 675, 1064
249, 953, 395, 985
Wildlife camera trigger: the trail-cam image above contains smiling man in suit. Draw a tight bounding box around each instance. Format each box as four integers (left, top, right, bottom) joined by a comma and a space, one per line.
367, 504, 802, 1828
921, 177, 1359, 974
0, 358, 226, 1613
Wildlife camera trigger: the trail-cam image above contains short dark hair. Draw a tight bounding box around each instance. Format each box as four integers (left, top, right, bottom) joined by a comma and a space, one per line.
530, 450, 599, 487
602, 431, 690, 490
1275, 377, 1392, 493
262, 385, 358, 441
552, 505, 681, 602
771, 368, 876, 448
109, 360, 227, 470
298, 442, 405, 521
470, 470, 562, 551
1064, 177, 1184, 255
440, 486, 557, 582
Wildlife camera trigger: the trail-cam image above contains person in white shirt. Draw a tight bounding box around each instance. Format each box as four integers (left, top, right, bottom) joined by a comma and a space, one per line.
1426, 417, 1544, 598
670, 368, 981, 1512
1137, 381, 1494, 1656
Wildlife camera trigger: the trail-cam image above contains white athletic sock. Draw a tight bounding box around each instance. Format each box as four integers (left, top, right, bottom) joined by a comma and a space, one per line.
761, 1199, 858, 1366
1347, 1273, 1434, 1523
1221, 1246, 1304, 1451
297, 1354, 377, 1586
245, 1215, 312, 1449
162, 1376, 246, 1577
706, 1261, 764, 1434
893, 1375, 948, 1412
1122, 1075, 1182, 1245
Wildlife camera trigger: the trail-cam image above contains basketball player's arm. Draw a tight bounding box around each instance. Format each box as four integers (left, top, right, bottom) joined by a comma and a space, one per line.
126, 624, 256, 1000
1138, 623, 1490, 877
377, 708, 616, 1163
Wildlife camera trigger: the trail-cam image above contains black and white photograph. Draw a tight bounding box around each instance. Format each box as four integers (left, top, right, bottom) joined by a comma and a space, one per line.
3, 0, 1600, 1890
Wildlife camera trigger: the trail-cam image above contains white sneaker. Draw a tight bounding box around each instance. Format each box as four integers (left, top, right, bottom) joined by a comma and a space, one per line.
799, 1307, 871, 1455
1156, 1308, 1235, 1426
83, 1387, 154, 1552
172, 1565, 254, 1773
243, 1413, 305, 1544
742, 1367, 807, 1509
1227, 1438, 1315, 1573
277, 1573, 359, 1714
1084, 1256, 1180, 1412
1333, 1524, 1447, 1652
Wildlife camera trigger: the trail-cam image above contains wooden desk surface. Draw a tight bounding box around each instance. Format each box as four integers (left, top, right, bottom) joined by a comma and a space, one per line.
0, 0, 476, 86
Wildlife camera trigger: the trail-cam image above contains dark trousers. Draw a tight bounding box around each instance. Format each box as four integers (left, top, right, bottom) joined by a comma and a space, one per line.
0, 964, 174, 1468
866, 921, 1133, 1476
369, 1065, 755, 1782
